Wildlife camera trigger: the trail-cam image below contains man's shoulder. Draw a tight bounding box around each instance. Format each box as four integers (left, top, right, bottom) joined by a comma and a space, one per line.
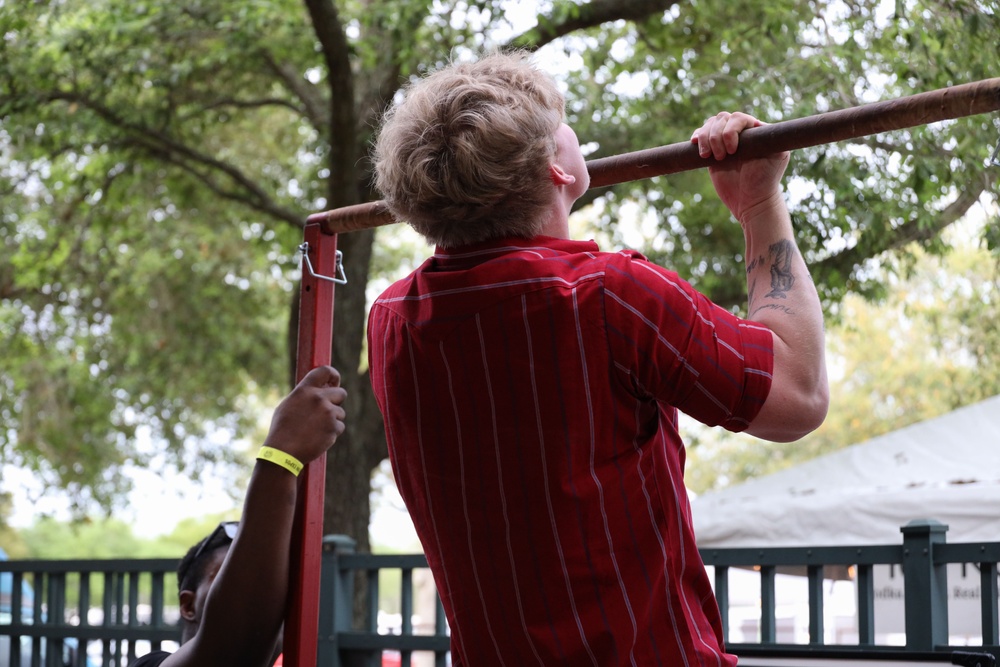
128, 650, 172, 667
600, 246, 685, 286
368, 237, 655, 319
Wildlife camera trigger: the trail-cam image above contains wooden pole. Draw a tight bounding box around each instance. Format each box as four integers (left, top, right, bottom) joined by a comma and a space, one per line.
586, 76, 1000, 187
306, 76, 1000, 235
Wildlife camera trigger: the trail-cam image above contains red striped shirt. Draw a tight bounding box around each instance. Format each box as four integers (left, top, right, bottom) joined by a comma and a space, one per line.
368, 236, 773, 667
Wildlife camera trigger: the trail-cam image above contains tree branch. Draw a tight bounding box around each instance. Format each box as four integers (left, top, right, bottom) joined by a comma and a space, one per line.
506, 0, 681, 50
0, 272, 23, 300
851, 178, 987, 253
260, 50, 331, 132
352, 0, 436, 185
46, 91, 304, 228
131, 138, 305, 228
186, 95, 305, 119
303, 0, 352, 85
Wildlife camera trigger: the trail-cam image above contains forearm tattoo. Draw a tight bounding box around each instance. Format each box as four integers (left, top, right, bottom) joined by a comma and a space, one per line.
765, 240, 795, 299
748, 239, 797, 318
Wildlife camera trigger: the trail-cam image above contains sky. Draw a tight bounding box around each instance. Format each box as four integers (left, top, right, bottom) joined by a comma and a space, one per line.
3, 462, 235, 537
4, 457, 422, 548
4, 431, 423, 548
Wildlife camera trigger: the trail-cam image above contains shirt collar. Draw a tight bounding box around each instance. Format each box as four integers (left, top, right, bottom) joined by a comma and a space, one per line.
430, 236, 601, 269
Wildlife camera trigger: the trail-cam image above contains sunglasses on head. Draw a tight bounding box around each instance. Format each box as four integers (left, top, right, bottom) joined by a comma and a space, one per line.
178, 521, 239, 589
195, 521, 239, 560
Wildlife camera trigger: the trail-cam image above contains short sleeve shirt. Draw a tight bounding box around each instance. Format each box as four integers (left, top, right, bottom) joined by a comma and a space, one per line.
368, 236, 773, 667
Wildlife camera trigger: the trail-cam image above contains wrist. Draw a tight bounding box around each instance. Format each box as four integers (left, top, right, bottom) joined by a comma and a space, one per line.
256, 445, 304, 477
737, 191, 786, 227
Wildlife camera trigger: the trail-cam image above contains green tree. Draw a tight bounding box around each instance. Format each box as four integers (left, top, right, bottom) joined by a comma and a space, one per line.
11, 515, 237, 612
20, 516, 143, 559
2, 0, 998, 554
15, 512, 241, 560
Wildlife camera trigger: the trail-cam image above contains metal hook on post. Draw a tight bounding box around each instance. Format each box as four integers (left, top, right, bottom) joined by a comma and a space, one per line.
299, 242, 347, 285
989, 137, 1000, 168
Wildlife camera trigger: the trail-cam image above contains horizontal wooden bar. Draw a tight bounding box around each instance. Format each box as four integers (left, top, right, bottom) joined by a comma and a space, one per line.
306, 77, 1000, 235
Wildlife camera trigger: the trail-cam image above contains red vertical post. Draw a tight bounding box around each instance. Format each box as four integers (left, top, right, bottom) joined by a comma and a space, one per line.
284, 223, 338, 667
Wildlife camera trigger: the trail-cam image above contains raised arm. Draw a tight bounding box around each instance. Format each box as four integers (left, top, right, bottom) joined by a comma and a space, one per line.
692, 112, 829, 442
165, 365, 347, 667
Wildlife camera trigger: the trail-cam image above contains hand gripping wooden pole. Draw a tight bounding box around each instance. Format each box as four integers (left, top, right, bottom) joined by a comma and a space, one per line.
306, 76, 1000, 235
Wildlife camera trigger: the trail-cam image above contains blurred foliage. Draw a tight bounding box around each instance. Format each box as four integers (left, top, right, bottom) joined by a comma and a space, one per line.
0, 491, 28, 557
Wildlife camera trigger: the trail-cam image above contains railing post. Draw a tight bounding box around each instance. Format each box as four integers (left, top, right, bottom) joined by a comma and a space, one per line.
807, 565, 824, 644
981, 561, 1000, 643
856, 563, 875, 644
319, 535, 356, 667
11, 572, 23, 667
900, 519, 949, 650
713, 565, 730, 641
48, 571, 67, 667
760, 565, 776, 643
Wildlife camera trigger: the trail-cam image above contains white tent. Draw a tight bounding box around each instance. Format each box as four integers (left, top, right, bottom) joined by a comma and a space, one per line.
691, 394, 1000, 548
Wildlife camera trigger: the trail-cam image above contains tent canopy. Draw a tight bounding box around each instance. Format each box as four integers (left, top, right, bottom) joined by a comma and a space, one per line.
691, 395, 1000, 548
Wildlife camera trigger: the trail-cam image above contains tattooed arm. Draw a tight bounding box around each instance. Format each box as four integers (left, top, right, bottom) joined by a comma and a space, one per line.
692, 112, 829, 441
740, 194, 829, 441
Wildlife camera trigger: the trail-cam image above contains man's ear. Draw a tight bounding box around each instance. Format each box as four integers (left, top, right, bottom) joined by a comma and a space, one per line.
179, 589, 198, 622
549, 164, 576, 186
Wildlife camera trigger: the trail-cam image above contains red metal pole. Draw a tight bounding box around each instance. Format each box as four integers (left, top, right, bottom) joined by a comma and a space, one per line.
284, 222, 338, 667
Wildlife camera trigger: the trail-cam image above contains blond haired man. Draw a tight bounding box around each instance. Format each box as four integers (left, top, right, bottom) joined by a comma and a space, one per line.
368, 51, 828, 667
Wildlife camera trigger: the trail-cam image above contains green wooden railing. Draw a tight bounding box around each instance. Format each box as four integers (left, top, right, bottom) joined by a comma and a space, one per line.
2, 520, 998, 667
0, 558, 179, 666
320, 520, 999, 667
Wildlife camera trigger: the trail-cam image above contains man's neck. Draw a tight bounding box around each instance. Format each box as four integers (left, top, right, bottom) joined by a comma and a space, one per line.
539, 202, 572, 239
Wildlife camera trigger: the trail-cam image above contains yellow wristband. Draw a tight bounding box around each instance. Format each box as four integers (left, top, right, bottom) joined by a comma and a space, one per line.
256, 446, 304, 477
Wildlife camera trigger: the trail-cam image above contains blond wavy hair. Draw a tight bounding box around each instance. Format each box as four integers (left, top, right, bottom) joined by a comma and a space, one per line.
372, 52, 565, 247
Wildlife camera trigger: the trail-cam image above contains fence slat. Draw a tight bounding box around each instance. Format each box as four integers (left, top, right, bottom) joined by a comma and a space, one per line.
857, 563, 876, 644
807, 564, 824, 644
981, 562, 1000, 644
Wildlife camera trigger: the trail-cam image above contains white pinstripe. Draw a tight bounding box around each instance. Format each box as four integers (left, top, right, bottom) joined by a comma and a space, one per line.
573, 289, 640, 667
396, 324, 465, 656
606, 289, 702, 378
631, 400, 689, 667
475, 315, 547, 666
440, 341, 507, 665
658, 413, 723, 667
374, 273, 605, 304
522, 295, 600, 667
